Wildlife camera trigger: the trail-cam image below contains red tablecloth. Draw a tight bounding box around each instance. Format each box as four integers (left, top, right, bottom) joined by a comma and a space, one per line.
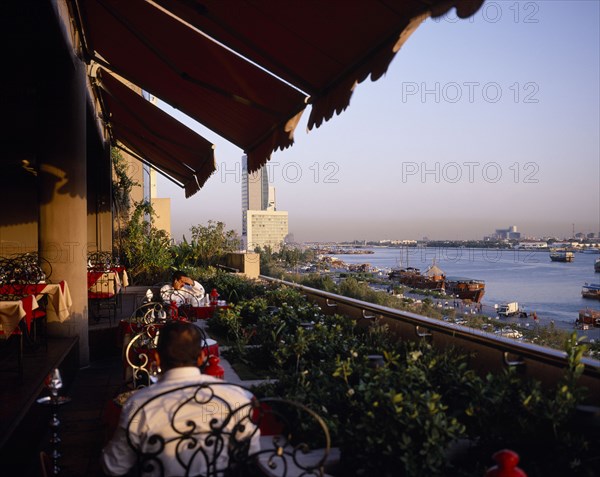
88, 267, 129, 288
186, 304, 230, 320
0, 282, 66, 296
87, 271, 105, 289
88, 271, 123, 299
0, 281, 71, 323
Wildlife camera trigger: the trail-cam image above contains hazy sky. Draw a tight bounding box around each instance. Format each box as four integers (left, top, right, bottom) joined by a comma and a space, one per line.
156, 1, 600, 243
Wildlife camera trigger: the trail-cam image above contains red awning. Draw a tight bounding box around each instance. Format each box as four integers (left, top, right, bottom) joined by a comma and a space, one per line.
152, 0, 482, 133
77, 0, 307, 173
75, 0, 483, 184
96, 69, 215, 197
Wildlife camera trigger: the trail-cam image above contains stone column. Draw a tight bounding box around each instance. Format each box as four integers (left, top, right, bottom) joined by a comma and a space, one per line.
38, 57, 89, 366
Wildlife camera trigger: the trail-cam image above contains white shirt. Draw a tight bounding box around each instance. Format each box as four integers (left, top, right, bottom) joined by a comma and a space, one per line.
160, 280, 205, 306
101, 367, 260, 476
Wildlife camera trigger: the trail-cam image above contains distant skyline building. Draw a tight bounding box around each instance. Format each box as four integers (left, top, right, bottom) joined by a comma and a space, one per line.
241, 155, 288, 251
241, 155, 269, 237
267, 186, 276, 211
486, 225, 521, 241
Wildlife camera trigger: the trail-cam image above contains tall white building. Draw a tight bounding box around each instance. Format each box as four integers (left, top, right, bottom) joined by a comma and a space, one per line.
246, 210, 289, 252
241, 155, 288, 251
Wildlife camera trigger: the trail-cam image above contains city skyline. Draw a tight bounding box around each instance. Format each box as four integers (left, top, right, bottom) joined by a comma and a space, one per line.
154, 1, 599, 243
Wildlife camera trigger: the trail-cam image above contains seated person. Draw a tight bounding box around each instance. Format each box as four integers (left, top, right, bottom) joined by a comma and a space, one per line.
160, 271, 205, 306
101, 321, 260, 476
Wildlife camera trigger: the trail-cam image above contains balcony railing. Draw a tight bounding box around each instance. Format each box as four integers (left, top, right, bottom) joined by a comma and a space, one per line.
261, 276, 600, 403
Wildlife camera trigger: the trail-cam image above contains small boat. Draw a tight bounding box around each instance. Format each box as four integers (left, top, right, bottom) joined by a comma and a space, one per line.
581, 283, 600, 300
582, 247, 600, 254
595, 258, 600, 273
576, 308, 600, 328
549, 248, 574, 262
445, 277, 485, 303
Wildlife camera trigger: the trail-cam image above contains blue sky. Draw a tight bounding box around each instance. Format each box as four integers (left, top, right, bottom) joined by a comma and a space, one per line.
156, 1, 600, 243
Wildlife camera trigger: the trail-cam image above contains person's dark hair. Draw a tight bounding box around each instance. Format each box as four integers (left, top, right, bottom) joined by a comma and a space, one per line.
171, 270, 187, 284
157, 321, 202, 369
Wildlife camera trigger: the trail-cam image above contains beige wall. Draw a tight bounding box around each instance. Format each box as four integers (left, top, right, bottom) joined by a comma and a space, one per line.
225, 252, 260, 279
0, 170, 39, 256
122, 151, 145, 207
151, 197, 171, 236
0, 223, 38, 256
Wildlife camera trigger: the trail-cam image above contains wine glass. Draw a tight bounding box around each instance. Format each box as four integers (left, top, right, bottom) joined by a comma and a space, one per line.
45, 368, 63, 395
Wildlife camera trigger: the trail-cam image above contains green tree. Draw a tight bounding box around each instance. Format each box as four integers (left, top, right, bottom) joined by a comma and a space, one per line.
121, 201, 173, 284
111, 148, 139, 223
176, 221, 240, 268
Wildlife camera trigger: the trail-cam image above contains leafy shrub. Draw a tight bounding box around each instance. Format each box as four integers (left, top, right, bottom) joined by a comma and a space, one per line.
297, 273, 338, 292
120, 202, 174, 285
456, 334, 597, 477
204, 277, 595, 476
171, 221, 240, 268
197, 268, 266, 304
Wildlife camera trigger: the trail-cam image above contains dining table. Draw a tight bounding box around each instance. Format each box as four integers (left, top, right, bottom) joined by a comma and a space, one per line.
0, 281, 72, 324
0, 294, 39, 337
183, 303, 230, 320
87, 270, 125, 299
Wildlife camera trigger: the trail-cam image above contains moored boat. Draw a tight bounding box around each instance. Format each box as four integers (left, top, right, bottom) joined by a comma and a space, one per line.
576, 308, 600, 328
581, 283, 600, 300
445, 276, 485, 303
595, 258, 600, 273
549, 248, 574, 262
388, 263, 445, 291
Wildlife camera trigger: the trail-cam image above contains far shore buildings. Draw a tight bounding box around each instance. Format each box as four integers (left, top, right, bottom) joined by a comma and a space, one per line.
241, 155, 288, 252
485, 225, 521, 241
515, 240, 548, 249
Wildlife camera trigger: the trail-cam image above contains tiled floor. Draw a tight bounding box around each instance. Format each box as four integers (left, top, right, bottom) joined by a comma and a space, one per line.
57, 354, 125, 476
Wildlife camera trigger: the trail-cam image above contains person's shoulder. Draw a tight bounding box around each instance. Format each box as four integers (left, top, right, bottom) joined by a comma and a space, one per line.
199, 376, 254, 401
120, 385, 158, 415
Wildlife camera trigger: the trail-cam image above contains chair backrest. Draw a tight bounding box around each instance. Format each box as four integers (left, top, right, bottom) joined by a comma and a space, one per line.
129, 301, 178, 326
0, 252, 50, 292
125, 302, 207, 388
88, 273, 118, 298
124, 382, 331, 477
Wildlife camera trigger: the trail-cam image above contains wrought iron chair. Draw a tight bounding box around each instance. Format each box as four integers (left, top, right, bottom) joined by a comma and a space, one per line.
121, 382, 334, 477
124, 302, 203, 389
88, 273, 119, 325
